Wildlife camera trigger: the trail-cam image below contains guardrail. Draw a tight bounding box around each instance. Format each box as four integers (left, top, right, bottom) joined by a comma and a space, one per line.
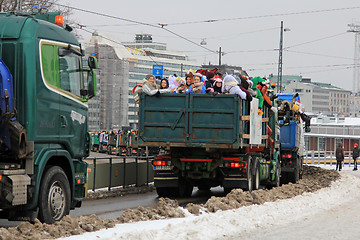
303, 150, 358, 167
85, 156, 155, 191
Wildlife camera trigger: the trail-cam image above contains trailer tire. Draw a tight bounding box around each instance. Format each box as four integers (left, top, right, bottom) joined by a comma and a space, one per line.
156, 187, 174, 197
274, 165, 280, 187
245, 155, 253, 192
38, 166, 71, 224
178, 179, 193, 198
253, 163, 260, 190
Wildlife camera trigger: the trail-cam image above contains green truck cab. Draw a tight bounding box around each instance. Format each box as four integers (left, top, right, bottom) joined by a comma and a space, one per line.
138, 93, 281, 197
0, 11, 97, 223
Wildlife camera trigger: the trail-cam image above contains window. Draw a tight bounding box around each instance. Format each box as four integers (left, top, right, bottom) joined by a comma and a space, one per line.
319, 137, 325, 151
41, 42, 83, 98
294, 89, 303, 93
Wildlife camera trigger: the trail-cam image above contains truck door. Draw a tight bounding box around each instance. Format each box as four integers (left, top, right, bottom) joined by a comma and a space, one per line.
57, 47, 88, 158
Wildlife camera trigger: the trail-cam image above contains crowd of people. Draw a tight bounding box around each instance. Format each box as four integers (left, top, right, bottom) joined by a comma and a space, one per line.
140, 69, 278, 115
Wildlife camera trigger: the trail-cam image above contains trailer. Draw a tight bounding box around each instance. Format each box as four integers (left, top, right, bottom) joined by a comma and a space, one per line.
138, 93, 280, 197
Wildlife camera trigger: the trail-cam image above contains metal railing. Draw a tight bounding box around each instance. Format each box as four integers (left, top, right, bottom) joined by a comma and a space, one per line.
85, 155, 155, 191
303, 150, 358, 167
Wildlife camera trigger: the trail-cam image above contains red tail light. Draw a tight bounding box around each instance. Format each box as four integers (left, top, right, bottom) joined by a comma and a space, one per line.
225, 162, 245, 168
282, 154, 292, 159
152, 160, 169, 166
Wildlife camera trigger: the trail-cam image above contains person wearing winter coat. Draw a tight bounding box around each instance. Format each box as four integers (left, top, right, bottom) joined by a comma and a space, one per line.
222, 75, 247, 99
143, 74, 171, 95
352, 143, 359, 171
212, 76, 223, 94
335, 142, 345, 171
188, 74, 206, 94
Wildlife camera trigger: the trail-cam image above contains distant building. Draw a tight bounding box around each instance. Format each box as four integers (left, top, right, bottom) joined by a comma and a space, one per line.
85, 33, 200, 130
283, 78, 351, 116
305, 115, 360, 154
85, 35, 129, 131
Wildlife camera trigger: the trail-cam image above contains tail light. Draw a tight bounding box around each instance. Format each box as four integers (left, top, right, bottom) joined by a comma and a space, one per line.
282, 154, 292, 159
152, 160, 169, 166
224, 162, 246, 168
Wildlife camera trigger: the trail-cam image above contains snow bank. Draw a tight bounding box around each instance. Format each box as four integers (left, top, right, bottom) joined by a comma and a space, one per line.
60, 171, 360, 240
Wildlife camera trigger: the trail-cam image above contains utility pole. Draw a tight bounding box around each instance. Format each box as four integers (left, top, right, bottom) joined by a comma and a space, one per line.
277, 21, 284, 93
218, 47, 222, 67
348, 23, 360, 116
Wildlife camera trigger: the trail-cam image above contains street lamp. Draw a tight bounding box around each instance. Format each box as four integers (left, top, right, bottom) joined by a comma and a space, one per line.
277, 21, 290, 93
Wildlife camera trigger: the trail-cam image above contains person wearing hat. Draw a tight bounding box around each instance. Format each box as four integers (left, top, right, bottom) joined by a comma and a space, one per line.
213, 76, 223, 94
352, 143, 359, 171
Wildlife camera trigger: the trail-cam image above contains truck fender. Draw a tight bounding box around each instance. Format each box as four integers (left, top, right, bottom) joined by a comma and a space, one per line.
28, 149, 75, 210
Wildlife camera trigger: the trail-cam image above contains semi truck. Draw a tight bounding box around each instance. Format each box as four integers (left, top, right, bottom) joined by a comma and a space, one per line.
107, 131, 118, 155
116, 131, 128, 156
138, 93, 281, 197
0, 11, 97, 223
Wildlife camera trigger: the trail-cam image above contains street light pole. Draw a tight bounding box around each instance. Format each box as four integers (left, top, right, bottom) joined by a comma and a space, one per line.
277, 21, 290, 93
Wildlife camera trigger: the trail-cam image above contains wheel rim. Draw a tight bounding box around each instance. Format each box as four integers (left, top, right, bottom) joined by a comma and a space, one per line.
48, 181, 65, 221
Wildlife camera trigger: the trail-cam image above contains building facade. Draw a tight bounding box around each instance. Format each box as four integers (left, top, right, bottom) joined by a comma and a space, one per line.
284, 80, 351, 116
85, 33, 200, 130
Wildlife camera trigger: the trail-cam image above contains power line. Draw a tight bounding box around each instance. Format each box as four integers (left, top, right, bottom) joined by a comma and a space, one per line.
52, 2, 218, 54
285, 32, 348, 49
285, 49, 353, 60
163, 6, 360, 26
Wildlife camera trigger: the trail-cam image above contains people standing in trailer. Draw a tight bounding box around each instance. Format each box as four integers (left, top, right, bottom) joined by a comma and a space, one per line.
143, 74, 171, 95
335, 142, 344, 171
352, 143, 359, 171
222, 75, 247, 99
188, 73, 206, 94
160, 78, 169, 90
185, 73, 194, 91
212, 76, 223, 94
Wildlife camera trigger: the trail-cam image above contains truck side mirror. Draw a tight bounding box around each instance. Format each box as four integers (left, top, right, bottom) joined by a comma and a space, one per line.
87, 69, 97, 99
88, 56, 98, 69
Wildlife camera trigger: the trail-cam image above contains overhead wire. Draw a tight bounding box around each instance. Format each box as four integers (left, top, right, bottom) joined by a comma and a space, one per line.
52, 2, 218, 54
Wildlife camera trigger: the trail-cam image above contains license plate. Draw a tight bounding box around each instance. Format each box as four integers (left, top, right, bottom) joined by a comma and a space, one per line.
153, 166, 172, 170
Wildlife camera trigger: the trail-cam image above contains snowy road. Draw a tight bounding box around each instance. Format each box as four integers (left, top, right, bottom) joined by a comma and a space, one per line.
60, 167, 360, 240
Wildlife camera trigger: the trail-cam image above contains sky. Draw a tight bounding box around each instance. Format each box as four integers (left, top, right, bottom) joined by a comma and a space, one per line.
59, 167, 360, 240
57, 0, 360, 91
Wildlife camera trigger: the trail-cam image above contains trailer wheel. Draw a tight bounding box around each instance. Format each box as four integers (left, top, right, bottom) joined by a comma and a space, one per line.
178, 179, 193, 198
38, 166, 71, 224
156, 187, 172, 197
245, 155, 253, 192
253, 163, 260, 190
274, 166, 280, 187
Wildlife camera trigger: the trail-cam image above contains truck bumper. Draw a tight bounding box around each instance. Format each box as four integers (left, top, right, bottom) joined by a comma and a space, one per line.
154, 177, 179, 188
222, 177, 248, 189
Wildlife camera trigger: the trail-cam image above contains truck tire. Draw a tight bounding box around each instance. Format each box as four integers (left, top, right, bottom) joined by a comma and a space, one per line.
178, 179, 193, 198
156, 187, 171, 197
274, 166, 280, 187
245, 156, 253, 192
253, 163, 260, 190
38, 166, 71, 224
290, 163, 300, 183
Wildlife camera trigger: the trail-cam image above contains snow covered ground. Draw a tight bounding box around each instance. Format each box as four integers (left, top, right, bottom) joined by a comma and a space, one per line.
59, 167, 360, 240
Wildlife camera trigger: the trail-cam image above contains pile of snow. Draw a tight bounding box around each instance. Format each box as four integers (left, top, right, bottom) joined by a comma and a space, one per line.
60, 169, 360, 240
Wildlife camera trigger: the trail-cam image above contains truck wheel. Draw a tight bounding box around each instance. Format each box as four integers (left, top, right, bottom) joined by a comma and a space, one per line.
38, 166, 71, 224
274, 166, 280, 187
245, 156, 253, 192
178, 179, 193, 198
253, 164, 260, 190
290, 165, 300, 183
156, 187, 171, 197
